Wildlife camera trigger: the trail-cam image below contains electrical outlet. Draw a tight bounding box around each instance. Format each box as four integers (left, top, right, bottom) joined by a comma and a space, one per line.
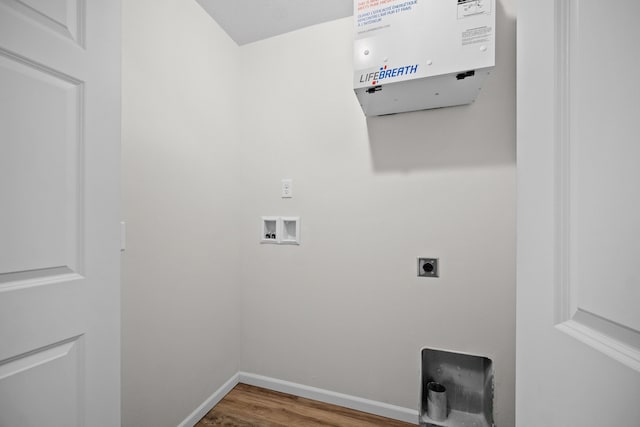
418, 258, 439, 277
281, 179, 292, 198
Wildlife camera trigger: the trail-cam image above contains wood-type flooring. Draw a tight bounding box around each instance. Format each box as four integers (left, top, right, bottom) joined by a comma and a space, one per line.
195, 383, 415, 426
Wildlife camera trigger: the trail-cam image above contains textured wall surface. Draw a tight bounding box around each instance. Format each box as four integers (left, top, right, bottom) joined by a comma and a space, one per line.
121, 0, 517, 425
237, 2, 516, 424
121, 1, 241, 426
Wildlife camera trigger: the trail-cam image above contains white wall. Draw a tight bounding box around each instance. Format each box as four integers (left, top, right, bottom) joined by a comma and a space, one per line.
121, 1, 240, 426
121, 0, 517, 425
236, 1, 516, 425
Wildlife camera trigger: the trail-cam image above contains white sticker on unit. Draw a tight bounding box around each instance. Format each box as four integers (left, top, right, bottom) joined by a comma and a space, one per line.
457, 0, 491, 19
355, 0, 418, 34
462, 25, 493, 46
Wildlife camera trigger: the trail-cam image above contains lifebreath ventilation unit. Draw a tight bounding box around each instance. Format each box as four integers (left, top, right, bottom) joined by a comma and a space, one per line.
353, 0, 495, 116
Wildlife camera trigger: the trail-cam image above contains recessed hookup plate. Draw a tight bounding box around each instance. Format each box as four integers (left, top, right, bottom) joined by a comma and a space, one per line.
418, 258, 439, 277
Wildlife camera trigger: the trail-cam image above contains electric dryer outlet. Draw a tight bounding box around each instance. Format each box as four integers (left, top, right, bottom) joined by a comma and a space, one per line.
418, 258, 439, 278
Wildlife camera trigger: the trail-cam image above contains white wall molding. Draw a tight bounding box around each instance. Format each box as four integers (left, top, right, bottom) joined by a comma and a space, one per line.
238, 372, 419, 425
177, 373, 240, 427
177, 371, 420, 426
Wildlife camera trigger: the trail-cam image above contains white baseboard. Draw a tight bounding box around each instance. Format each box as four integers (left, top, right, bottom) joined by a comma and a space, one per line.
177, 372, 240, 427
177, 371, 419, 426
238, 372, 419, 425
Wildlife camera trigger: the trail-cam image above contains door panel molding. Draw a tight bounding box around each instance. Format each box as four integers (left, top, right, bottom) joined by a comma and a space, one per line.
0, 267, 83, 291
0, 47, 85, 281
0, 0, 85, 47
553, 0, 640, 372
0, 335, 81, 380
0, 335, 85, 427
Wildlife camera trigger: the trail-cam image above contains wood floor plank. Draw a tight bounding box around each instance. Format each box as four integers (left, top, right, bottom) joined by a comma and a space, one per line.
196, 383, 416, 426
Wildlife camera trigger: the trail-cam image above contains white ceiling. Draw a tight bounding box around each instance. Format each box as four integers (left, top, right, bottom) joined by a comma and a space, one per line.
196, 0, 353, 46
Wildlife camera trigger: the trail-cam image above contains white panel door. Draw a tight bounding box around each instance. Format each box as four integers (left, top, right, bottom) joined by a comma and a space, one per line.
0, 1, 121, 426
517, 0, 640, 425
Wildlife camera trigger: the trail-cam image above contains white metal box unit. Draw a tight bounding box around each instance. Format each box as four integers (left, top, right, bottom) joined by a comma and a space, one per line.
353, 0, 495, 116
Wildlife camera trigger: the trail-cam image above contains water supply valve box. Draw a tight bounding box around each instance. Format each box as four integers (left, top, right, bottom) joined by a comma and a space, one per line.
353, 0, 495, 116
